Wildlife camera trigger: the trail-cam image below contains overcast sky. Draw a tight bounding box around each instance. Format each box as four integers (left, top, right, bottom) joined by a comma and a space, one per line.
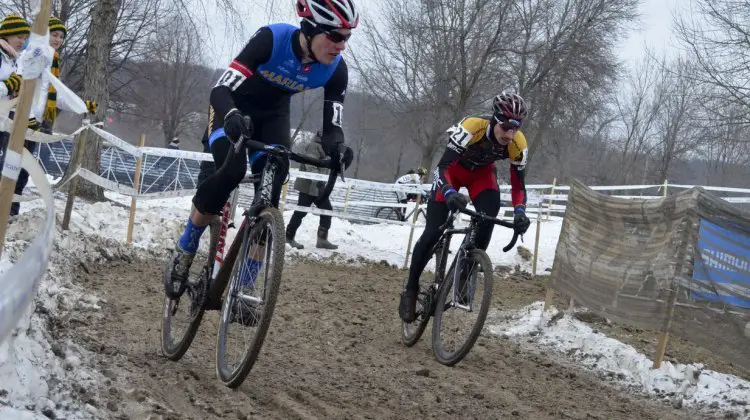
203, 0, 682, 77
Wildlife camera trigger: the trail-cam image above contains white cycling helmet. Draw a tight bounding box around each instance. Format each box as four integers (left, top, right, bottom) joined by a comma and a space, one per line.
296, 0, 359, 29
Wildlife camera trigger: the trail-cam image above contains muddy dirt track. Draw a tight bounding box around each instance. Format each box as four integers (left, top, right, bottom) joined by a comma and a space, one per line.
54, 255, 712, 420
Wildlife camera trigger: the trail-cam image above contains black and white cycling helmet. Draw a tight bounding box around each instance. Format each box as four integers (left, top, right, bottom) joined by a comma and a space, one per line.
296, 0, 359, 30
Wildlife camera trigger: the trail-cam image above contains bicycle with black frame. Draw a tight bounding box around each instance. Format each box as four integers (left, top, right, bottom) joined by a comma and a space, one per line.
160, 126, 341, 388
402, 206, 519, 366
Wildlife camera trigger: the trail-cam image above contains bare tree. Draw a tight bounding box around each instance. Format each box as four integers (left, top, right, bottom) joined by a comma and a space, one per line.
651, 57, 704, 182
352, 0, 514, 169
75, 0, 122, 200
697, 105, 750, 186
65, 0, 245, 200
609, 55, 664, 183
674, 0, 750, 127
505, 0, 639, 166
290, 91, 320, 147
128, 13, 208, 146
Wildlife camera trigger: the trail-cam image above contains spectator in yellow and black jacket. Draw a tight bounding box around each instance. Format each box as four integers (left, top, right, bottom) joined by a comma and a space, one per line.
0, 13, 30, 217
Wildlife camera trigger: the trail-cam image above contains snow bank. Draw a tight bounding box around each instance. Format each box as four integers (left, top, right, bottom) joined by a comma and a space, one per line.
488, 302, 750, 417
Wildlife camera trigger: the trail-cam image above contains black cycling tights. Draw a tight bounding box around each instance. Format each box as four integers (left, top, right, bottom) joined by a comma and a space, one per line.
405, 189, 501, 293
193, 112, 291, 215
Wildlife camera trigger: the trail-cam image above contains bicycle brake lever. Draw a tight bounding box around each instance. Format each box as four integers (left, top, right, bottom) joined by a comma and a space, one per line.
233, 134, 245, 153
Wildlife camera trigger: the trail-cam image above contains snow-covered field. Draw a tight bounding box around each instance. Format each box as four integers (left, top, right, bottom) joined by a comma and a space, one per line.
1, 179, 748, 419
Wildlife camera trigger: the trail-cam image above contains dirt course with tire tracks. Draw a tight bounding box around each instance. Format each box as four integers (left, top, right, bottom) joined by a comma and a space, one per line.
52, 254, 711, 419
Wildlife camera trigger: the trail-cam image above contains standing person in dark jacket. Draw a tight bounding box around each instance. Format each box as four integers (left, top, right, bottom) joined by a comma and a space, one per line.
286, 130, 338, 250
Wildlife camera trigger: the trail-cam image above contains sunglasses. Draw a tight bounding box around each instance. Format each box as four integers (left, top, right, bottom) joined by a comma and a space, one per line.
495, 115, 522, 131
324, 30, 352, 43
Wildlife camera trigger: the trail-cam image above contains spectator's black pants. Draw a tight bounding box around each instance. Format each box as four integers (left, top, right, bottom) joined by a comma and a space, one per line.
0, 131, 38, 216
287, 192, 333, 234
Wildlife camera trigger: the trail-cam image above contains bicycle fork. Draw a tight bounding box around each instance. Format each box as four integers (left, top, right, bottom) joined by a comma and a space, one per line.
451, 249, 478, 312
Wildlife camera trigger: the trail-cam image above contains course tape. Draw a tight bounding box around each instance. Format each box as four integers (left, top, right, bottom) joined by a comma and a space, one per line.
139, 147, 213, 162
0, 114, 85, 144
11, 168, 80, 202
77, 169, 135, 196
0, 149, 56, 345
283, 204, 427, 227
87, 125, 140, 156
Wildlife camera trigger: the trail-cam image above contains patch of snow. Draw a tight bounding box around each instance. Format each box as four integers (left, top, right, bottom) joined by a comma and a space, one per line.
488, 302, 750, 417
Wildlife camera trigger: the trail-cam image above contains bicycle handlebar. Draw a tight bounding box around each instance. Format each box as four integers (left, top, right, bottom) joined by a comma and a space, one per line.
237, 135, 343, 203
440, 206, 520, 253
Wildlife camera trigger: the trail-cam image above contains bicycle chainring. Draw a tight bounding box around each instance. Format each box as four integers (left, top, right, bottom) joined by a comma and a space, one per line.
420, 286, 438, 318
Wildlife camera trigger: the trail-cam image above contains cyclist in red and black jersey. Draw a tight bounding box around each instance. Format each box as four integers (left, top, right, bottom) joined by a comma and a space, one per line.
399, 92, 533, 323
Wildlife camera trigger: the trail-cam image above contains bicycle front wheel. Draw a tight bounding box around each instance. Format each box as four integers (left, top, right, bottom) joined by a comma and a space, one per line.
431, 249, 494, 366
215, 207, 285, 388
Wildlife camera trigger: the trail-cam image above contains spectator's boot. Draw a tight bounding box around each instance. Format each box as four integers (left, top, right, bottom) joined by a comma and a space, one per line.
316, 226, 338, 250
285, 224, 304, 249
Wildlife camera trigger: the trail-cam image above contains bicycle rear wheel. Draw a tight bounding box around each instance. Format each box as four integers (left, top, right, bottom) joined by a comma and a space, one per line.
215, 207, 285, 388
160, 252, 209, 361
431, 249, 494, 366
401, 285, 434, 347
402, 242, 450, 346
161, 216, 224, 361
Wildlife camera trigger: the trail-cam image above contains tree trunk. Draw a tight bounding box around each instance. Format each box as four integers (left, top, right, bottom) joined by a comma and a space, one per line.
353, 135, 366, 179
75, 0, 122, 201
59, 0, 72, 23
353, 143, 363, 179
290, 92, 318, 147
394, 139, 406, 179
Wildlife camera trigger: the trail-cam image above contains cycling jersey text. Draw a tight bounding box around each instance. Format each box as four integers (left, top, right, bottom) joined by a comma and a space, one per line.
260, 70, 307, 91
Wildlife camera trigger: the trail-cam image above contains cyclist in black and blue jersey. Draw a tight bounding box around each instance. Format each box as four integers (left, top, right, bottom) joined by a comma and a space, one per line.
167, 0, 357, 292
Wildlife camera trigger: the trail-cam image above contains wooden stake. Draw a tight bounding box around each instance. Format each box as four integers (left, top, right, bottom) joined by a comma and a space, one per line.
541, 179, 554, 310
279, 182, 289, 212
61, 124, 89, 230
0, 0, 53, 257
343, 184, 353, 215
546, 177, 557, 221
126, 134, 146, 243
402, 191, 422, 269
532, 199, 543, 276
653, 285, 678, 369
543, 288, 555, 311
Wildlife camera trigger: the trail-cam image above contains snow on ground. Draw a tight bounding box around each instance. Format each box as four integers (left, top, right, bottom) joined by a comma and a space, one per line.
1, 182, 748, 418
1, 207, 117, 419
488, 303, 750, 416
280, 210, 561, 274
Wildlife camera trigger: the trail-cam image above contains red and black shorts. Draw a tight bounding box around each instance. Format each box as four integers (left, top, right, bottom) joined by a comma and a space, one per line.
432, 162, 498, 202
